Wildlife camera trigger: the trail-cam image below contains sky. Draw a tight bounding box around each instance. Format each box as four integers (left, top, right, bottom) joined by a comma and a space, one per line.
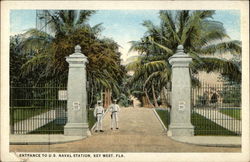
10, 10, 240, 61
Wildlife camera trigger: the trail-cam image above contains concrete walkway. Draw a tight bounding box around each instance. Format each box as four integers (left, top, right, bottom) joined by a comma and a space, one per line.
130, 95, 141, 107
171, 136, 241, 147
10, 135, 85, 145
194, 108, 241, 133
10, 107, 240, 152
13, 110, 57, 134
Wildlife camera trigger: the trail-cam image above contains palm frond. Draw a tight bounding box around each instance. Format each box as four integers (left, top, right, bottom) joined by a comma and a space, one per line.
142, 20, 160, 36
128, 40, 146, 54
201, 57, 240, 72
125, 57, 142, 71
143, 60, 167, 73
159, 11, 181, 43
200, 40, 241, 55
201, 20, 226, 33
91, 23, 103, 34
76, 10, 95, 25
177, 10, 190, 38
148, 37, 174, 54
21, 54, 51, 76
199, 31, 230, 47
195, 10, 215, 19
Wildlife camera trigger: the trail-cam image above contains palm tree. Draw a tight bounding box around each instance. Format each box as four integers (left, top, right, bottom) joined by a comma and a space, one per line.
126, 54, 170, 107
20, 10, 99, 79
15, 10, 125, 107
128, 10, 241, 107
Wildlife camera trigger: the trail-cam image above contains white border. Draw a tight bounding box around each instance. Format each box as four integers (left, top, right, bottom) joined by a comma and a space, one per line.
1, 1, 249, 162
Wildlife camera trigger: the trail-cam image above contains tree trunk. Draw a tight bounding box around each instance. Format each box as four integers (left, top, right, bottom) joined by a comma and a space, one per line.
144, 89, 153, 107
104, 89, 108, 108
89, 84, 94, 108
104, 89, 112, 108
152, 84, 158, 107
163, 86, 171, 108
160, 88, 167, 106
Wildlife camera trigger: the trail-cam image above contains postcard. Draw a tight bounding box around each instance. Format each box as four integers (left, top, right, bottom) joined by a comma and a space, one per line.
1, 1, 249, 162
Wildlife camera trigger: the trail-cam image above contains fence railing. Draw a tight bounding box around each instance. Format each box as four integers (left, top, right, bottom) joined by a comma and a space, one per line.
10, 82, 67, 134
191, 82, 241, 136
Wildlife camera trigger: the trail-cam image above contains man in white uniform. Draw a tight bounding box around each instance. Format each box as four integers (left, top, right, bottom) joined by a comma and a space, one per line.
94, 101, 104, 132
109, 99, 120, 130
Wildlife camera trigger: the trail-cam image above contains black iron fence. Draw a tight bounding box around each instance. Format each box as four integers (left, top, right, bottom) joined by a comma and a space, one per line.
191, 82, 241, 136
10, 82, 67, 134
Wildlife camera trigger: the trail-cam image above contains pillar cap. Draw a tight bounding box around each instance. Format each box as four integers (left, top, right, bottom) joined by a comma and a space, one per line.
75, 45, 81, 53
169, 45, 192, 58
68, 45, 87, 58
176, 45, 186, 55
68, 45, 87, 57
168, 45, 192, 65
66, 45, 88, 64
177, 45, 184, 50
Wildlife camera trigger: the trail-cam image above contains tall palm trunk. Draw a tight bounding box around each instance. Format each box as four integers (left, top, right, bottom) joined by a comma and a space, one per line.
152, 84, 158, 107
89, 81, 95, 108
160, 88, 167, 106
104, 89, 111, 108
162, 86, 172, 108
144, 88, 153, 107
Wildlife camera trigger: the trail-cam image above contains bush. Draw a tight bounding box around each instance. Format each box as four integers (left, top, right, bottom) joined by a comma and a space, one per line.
196, 95, 209, 106
118, 93, 132, 107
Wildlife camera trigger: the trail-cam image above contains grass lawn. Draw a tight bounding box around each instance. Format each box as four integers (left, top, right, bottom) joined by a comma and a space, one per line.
10, 107, 50, 124
30, 120, 65, 134
191, 113, 237, 136
219, 109, 241, 120
155, 109, 170, 129
88, 109, 96, 129
30, 109, 96, 134
156, 109, 238, 136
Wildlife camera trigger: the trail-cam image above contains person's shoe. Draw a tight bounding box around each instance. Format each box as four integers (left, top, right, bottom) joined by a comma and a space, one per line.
100, 130, 104, 132
116, 128, 119, 130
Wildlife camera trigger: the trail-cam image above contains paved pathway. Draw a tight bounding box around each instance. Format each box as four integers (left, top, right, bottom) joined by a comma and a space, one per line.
194, 108, 241, 134
13, 110, 56, 134
130, 95, 141, 107
10, 107, 240, 152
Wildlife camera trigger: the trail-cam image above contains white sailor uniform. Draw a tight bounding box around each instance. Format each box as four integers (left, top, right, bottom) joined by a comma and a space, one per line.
109, 103, 120, 129
94, 105, 104, 131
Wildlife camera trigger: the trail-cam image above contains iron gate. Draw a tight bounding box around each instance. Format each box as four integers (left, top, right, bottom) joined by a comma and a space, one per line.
191, 82, 241, 136
10, 82, 67, 134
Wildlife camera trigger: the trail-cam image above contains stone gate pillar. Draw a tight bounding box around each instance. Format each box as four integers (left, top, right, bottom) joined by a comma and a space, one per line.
168, 45, 194, 136
64, 45, 89, 136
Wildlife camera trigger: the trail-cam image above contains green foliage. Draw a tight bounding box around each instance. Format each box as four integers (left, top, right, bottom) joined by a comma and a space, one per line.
118, 93, 132, 107
87, 109, 97, 129
191, 113, 238, 136
10, 10, 126, 108
155, 109, 170, 129
156, 109, 239, 135
28, 109, 96, 134
30, 121, 64, 134
10, 108, 49, 124
128, 10, 241, 105
220, 83, 241, 107
10, 35, 33, 84
128, 75, 146, 104
219, 109, 241, 120
192, 57, 241, 83
196, 95, 209, 106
